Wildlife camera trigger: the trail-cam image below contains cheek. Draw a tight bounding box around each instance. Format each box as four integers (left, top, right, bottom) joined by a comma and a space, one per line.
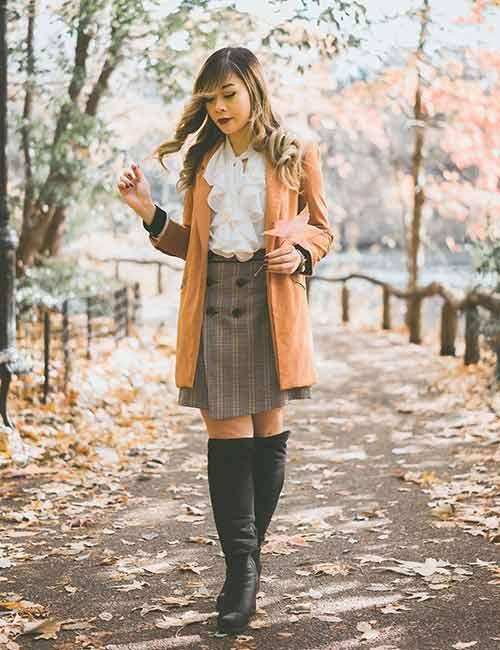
236, 96, 252, 120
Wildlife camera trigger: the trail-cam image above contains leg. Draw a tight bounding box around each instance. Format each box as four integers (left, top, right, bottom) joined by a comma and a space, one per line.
214, 407, 290, 613
251, 406, 290, 594
202, 409, 258, 633
252, 405, 284, 438
251, 407, 289, 540
200, 409, 254, 439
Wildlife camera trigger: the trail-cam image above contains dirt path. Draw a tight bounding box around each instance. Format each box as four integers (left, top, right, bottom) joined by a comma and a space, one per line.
1, 325, 499, 650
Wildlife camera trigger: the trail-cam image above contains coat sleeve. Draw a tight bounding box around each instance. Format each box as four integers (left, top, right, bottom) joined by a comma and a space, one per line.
293, 140, 334, 276
148, 186, 193, 261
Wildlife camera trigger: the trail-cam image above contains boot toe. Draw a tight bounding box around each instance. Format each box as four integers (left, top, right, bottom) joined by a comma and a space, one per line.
217, 610, 253, 634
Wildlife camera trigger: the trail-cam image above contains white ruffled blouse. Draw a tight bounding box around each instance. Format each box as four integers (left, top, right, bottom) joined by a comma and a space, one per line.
204, 136, 266, 261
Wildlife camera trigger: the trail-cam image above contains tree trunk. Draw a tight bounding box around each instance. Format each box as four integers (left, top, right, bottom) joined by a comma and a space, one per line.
17, 0, 123, 268
42, 205, 67, 256
405, 0, 429, 340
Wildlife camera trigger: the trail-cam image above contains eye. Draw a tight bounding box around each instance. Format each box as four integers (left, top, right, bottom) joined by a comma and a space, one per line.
206, 92, 236, 103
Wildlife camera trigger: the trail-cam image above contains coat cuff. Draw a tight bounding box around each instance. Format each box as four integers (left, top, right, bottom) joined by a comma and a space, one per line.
293, 243, 313, 276
143, 204, 168, 237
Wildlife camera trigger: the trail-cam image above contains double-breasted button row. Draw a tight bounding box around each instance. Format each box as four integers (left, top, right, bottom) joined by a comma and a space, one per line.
206, 305, 244, 318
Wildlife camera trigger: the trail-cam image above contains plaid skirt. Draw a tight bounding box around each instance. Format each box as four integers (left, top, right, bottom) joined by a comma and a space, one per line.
178, 247, 312, 419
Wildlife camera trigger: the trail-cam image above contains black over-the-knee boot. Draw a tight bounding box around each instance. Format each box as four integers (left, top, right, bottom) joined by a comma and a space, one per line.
207, 437, 259, 635
215, 430, 290, 612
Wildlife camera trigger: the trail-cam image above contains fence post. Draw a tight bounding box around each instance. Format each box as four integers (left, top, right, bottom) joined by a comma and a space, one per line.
407, 294, 422, 344
157, 262, 163, 295
341, 282, 349, 323
464, 304, 480, 365
440, 301, 457, 356
113, 289, 120, 345
43, 310, 50, 404
132, 282, 141, 326
86, 296, 92, 360
62, 300, 70, 394
382, 285, 391, 330
125, 288, 130, 337
114, 260, 120, 281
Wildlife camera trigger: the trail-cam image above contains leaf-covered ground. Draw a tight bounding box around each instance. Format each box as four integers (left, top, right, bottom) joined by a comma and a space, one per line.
1, 321, 499, 649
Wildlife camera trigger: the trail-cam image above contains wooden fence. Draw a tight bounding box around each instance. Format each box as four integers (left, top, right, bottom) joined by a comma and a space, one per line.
309, 273, 500, 379
87, 255, 500, 381
17, 282, 141, 402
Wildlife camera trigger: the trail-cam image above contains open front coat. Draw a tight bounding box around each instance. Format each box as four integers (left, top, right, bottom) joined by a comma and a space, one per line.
148, 138, 334, 390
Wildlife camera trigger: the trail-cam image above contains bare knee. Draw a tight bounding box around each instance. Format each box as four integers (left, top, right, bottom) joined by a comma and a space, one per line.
252, 407, 284, 438
200, 409, 254, 439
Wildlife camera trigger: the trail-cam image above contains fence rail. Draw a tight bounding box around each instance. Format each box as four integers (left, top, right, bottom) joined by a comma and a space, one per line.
86, 254, 181, 295
309, 273, 500, 379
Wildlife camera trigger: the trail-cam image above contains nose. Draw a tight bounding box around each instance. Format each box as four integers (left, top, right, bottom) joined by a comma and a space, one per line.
214, 97, 227, 113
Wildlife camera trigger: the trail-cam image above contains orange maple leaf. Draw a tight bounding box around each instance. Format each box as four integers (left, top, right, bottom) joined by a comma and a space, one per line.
262, 211, 317, 243
253, 211, 317, 277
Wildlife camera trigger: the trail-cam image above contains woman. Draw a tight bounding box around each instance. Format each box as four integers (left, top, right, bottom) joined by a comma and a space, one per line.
116, 46, 333, 635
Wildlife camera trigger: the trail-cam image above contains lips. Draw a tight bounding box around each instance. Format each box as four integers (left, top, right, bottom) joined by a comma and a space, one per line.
218, 117, 232, 125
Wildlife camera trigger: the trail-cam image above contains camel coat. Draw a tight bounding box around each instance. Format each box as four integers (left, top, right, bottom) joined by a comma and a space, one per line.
148, 139, 334, 390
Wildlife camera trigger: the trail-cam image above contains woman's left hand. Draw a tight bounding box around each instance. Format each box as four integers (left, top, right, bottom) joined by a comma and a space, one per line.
265, 241, 301, 274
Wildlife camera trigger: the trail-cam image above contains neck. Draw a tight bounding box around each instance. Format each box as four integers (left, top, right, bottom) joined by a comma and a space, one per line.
228, 127, 252, 156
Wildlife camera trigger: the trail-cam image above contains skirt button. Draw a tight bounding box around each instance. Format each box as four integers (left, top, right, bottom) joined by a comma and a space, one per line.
231, 307, 242, 318
206, 305, 217, 316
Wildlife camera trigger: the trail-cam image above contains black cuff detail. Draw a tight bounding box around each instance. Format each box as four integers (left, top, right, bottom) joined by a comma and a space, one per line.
143, 205, 167, 237
293, 243, 313, 275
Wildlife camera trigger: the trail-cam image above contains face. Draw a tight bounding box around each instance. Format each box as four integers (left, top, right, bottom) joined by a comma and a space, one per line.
204, 73, 252, 136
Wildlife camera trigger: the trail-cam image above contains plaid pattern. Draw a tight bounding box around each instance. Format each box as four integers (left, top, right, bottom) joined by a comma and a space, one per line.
178, 248, 312, 419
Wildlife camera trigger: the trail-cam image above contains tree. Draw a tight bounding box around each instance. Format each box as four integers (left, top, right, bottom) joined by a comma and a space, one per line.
7, 0, 366, 270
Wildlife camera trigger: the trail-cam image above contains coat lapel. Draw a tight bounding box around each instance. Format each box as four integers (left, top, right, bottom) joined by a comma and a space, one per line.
193, 141, 282, 255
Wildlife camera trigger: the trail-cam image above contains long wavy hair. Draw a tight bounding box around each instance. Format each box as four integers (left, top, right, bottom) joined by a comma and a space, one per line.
151, 46, 305, 193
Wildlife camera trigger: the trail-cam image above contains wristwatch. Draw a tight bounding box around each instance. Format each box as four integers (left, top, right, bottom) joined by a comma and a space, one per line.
295, 248, 307, 273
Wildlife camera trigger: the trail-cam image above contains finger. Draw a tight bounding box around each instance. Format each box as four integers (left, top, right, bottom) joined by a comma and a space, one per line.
266, 247, 294, 260
266, 242, 294, 255
120, 175, 134, 187
131, 162, 141, 180
266, 260, 294, 272
266, 265, 295, 274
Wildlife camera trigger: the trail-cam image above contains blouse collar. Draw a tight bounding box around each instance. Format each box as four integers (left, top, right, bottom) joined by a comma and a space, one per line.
203, 135, 264, 188
223, 136, 256, 164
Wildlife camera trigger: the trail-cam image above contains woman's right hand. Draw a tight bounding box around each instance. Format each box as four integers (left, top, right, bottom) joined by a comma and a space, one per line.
116, 162, 155, 223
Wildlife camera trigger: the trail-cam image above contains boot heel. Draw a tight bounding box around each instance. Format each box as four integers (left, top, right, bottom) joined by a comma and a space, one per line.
217, 554, 258, 634
216, 546, 261, 612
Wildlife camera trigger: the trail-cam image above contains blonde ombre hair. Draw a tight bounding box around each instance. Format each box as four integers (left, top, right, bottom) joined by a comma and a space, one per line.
152, 46, 306, 193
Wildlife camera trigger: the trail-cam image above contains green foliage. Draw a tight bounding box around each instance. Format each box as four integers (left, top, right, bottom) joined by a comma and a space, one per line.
466, 237, 500, 292
16, 257, 122, 316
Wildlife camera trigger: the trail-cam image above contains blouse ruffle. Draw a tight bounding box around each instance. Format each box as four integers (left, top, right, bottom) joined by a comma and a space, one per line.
203, 137, 267, 262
